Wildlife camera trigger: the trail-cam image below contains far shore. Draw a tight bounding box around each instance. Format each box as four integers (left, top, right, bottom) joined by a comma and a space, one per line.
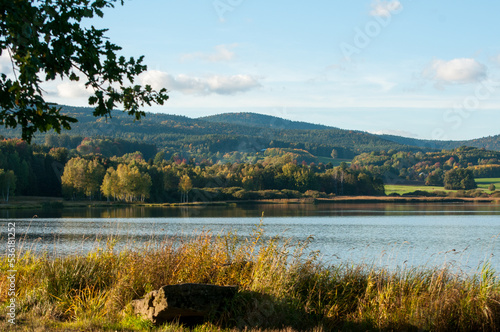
1, 195, 499, 210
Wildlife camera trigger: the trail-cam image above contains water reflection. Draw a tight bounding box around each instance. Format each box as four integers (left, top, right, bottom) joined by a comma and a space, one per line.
2, 202, 500, 219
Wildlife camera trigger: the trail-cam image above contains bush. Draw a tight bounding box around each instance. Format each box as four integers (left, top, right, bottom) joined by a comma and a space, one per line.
467, 189, 488, 198
304, 190, 324, 198
491, 191, 500, 198
431, 190, 448, 197
233, 190, 260, 200
281, 189, 302, 199
256, 190, 287, 199
447, 190, 466, 198
402, 190, 437, 197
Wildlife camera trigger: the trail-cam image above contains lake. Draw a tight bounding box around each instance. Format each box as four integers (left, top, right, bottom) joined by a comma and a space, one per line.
1, 202, 500, 274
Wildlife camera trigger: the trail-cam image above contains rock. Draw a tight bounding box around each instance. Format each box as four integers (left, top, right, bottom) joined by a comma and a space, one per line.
131, 283, 238, 325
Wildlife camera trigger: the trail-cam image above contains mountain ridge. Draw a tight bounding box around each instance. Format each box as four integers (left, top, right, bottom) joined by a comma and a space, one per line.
199, 112, 500, 151
1, 106, 499, 155
199, 112, 333, 131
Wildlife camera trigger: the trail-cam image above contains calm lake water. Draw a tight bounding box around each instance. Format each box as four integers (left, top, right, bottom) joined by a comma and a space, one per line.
1, 202, 500, 274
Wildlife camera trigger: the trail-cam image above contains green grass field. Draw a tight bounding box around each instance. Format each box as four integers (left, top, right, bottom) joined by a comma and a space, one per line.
475, 178, 500, 192
384, 184, 449, 195
316, 157, 352, 166
385, 178, 500, 195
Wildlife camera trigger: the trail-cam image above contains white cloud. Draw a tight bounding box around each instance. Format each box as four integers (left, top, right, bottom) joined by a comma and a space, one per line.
140, 71, 205, 95
205, 75, 261, 95
423, 58, 487, 85
370, 0, 402, 17
140, 70, 261, 95
181, 44, 237, 62
57, 82, 93, 99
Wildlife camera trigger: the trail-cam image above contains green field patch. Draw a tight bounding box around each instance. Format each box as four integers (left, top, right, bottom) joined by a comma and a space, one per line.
316, 157, 352, 166
386, 178, 500, 195
385, 184, 449, 195
475, 178, 500, 184
475, 178, 500, 192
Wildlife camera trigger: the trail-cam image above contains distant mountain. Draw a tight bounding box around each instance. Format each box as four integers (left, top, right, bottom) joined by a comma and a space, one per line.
0, 106, 416, 158
1, 106, 499, 159
200, 112, 332, 131
378, 134, 500, 151
377, 135, 455, 150
201, 112, 500, 152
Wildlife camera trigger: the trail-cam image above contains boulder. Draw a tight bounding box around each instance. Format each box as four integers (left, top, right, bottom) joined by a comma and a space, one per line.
131, 283, 238, 325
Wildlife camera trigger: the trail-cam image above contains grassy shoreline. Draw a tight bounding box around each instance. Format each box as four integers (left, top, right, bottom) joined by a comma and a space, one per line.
1, 224, 499, 331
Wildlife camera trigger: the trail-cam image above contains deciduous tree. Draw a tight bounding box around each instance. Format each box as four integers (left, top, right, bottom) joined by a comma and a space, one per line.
0, 0, 168, 142
179, 174, 192, 203
444, 168, 476, 190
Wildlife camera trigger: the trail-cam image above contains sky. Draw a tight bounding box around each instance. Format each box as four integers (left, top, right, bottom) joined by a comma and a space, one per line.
8, 0, 500, 140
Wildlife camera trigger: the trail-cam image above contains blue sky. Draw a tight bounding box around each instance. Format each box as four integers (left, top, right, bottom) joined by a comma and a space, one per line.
31, 1, 500, 140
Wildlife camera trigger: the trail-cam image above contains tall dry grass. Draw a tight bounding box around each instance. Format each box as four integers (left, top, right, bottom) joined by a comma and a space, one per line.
1, 220, 499, 331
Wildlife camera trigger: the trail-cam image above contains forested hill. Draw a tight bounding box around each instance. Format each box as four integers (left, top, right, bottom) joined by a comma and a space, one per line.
200, 112, 331, 130
3, 106, 500, 158
201, 112, 500, 152
378, 134, 500, 151
0, 106, 416, 159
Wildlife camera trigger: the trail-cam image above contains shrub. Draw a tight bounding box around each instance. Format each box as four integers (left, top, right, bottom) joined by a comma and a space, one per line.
402, 190, 436, 197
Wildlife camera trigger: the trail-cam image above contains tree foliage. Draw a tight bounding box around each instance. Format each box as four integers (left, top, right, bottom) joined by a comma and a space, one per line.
0, 138, 61, 196
179, 174, 192, 203
0, 0, 168, 142
353, 146, 500, 185
444, 168, 477, 190
61, 156, 105, 199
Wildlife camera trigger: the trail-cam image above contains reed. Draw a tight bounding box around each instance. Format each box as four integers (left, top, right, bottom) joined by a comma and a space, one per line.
1, 221, 499, 331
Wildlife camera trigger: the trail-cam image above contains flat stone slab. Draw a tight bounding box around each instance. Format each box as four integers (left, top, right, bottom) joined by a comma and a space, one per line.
132, 283, 238, 325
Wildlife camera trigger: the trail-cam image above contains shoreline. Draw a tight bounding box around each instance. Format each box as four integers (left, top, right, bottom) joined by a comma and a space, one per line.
1, 195, 499, 210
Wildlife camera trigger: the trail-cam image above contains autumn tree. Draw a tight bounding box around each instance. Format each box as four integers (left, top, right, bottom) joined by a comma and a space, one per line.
101, 167, 119, 201
425, 168, 444, 186
179, 175, 193, 203
153, 151, 166, 165
331, 149, 338, 159
126, 166, 152, 202
85, 159, 105, 199
61, 157, 105, 199
105, 163, 151, 202
0, 0, 168, 142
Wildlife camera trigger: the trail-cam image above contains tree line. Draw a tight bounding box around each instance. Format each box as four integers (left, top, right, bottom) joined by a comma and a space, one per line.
353, 146, 500, 189
4, 136, 500, 203
0, 139, 62, 201
60, 152, 385, 202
